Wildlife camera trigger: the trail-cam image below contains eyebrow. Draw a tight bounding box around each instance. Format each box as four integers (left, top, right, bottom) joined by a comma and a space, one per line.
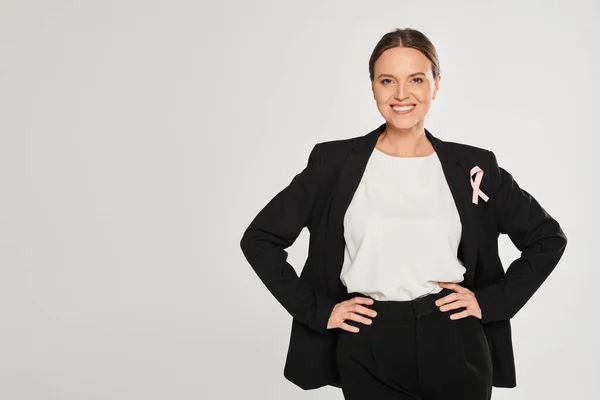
377, 72, 425, 79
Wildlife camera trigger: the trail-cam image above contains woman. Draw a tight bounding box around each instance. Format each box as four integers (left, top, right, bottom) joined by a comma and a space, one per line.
240, 28, 567, 400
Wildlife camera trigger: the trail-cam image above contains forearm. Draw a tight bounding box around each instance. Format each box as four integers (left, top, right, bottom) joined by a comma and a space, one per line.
474, 222, 567, 323
240, 232, 337, 332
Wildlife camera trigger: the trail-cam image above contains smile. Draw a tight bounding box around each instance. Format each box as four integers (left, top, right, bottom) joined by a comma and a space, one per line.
390, 104, 415, 114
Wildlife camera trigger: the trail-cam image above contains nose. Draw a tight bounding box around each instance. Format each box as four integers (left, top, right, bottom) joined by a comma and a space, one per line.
395, 82, 409, 100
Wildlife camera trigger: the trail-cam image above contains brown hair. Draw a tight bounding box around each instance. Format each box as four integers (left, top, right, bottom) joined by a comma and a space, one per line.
368, 28, 440, 82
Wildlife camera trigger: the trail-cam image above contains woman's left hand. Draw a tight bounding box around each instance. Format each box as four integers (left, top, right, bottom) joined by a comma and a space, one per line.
435, 282, 482, 320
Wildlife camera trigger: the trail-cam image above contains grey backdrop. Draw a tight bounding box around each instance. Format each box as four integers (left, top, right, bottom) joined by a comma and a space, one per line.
1, 0, 597, 399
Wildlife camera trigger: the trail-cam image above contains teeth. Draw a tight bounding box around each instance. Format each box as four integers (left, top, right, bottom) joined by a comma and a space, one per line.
393, 105, 414, 111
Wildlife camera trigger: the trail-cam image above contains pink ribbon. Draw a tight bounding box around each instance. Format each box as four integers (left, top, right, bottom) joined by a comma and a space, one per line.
470, 166, 489, 204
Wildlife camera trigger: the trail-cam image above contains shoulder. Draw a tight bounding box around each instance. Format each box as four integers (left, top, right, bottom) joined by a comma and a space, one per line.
309, 132, 365, 169
306, 132, 366, 188
442, 139, 494, 161
443, 139, 504, 184
314, 136, 360, 156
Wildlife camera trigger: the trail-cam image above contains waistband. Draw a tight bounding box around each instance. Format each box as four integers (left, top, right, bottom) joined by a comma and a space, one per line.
348, 287, 460, 320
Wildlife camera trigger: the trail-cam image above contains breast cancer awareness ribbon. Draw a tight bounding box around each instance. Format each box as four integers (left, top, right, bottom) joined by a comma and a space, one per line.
470, 166, 489, 204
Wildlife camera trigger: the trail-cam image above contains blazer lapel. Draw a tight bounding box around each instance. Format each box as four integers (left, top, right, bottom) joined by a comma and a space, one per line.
324, 123, 479, 299
428, 131, 479, 289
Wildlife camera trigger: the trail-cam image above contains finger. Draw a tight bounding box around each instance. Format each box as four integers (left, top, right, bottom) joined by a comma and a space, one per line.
436, 291, 475, 307
340, 321, 360, 333
449, 309, 472, 320
352, 296, 375, 306
349, 303, 378, 318
439, 299, 468, 312
345, 312, 373, 326
439, 282, 469, 293
435, 292, 461, 307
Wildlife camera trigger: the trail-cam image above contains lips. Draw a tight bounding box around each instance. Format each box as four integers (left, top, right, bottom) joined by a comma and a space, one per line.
390, 104, 416, 114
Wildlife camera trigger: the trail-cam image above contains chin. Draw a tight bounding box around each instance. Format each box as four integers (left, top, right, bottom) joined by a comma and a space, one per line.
385, 117, 423, 130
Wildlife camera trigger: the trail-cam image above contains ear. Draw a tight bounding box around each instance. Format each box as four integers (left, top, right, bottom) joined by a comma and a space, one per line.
432, 74, 441, 100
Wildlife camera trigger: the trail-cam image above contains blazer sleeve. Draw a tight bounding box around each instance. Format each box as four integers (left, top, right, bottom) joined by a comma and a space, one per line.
239, 144, 337, 333
473, 150, 568, 324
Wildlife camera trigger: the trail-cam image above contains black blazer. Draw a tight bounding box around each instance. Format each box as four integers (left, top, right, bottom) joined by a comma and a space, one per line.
240, 122, 567, 390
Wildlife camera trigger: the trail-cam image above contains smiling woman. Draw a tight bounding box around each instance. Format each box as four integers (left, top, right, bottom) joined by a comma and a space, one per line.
240, 27, 567, 400
368, 32, 441, 158
371, 48, 439, 136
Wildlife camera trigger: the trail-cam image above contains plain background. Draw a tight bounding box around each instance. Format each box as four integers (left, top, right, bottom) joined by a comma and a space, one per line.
0, 0, 597, 399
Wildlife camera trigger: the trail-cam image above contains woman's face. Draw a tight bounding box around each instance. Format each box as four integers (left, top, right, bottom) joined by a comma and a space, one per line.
371, 46, 440, 132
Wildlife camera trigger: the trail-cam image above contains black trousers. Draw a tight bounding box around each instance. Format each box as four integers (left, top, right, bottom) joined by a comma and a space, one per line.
336, 288, 493, 400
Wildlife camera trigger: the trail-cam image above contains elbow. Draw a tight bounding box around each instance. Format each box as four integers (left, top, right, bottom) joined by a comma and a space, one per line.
555, 220, 568, 253
560, 230, 568, 247
239, 235, 246, 252
239, 227, 265, 257
558, 228, 568, 255
547, 222, 568, 264
240, 228, 253, 254
543, 218, 568, 255
525, 220, 568, 265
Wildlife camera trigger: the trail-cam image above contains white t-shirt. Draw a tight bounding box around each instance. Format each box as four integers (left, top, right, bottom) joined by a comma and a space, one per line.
339, 147, 466, 301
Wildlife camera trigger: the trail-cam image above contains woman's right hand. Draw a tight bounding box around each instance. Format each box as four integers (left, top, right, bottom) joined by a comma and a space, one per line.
326, 297, 378, 333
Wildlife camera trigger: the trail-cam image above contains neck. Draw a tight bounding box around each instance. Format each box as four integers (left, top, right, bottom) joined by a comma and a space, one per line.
378, 123, 431, 157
